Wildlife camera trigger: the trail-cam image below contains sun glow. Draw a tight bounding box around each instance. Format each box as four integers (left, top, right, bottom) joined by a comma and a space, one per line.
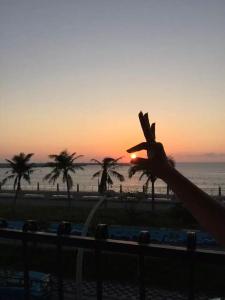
130, 153, 137, 159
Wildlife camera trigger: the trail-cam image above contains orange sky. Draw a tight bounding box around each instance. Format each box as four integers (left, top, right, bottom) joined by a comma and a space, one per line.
1, 1, 225, 162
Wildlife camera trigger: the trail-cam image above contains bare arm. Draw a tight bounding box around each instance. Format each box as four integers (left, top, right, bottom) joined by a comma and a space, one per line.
128, 112, 225, 247
162, 165, 225, 247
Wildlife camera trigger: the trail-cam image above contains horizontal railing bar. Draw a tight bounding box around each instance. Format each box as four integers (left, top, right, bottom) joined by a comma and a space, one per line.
0, 228, 224, 264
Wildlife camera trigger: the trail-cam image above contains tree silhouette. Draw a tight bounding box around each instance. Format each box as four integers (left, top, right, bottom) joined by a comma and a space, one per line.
91, 157, 124, 193
44, 150, 83, 208
129, 156, 175, 210
129, 164, 156, 211
1, 153, 34, 213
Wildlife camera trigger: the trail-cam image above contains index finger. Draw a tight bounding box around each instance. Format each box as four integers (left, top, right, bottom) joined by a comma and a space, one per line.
139, 112, 151, 143
127, 142, 148, 153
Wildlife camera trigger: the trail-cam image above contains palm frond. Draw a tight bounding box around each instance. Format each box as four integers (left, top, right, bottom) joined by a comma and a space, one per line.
103, 157, 115, 165
48, 173, 61, 185
92, 171, 101, 178
23, 173, 31, 184
72, 155, 83, 162
91, 159, 102, 165
107, 175, 113, 185
43, 169, 61, 183
139, 172, 147, 180
5, 159, 14, 165
110, 170, 125, 182
145, 177, 151, 187
72, 164, 84, 171
114, 156, 123, 163
1, 174, 15, 185
24, 153, 34, 162
128, 165, 144, 178
43, 173, 53, 181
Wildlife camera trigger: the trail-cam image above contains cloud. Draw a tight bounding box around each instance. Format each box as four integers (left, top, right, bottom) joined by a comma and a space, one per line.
201, 152, 225, 158
172, 152, 225, 162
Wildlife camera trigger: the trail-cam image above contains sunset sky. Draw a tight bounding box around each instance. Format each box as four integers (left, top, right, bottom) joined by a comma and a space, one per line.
1, 0, 225, 162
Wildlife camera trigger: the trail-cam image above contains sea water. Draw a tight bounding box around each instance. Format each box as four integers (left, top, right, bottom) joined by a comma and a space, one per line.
0, 163, 225, 195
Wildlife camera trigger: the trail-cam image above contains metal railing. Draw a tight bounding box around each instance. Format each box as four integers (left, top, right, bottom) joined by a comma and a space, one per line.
0, 183, 224, 196
0, 222, 225, 300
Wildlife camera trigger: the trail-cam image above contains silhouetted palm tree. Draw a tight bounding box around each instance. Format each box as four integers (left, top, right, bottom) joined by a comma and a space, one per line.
1, 153, 34, 212
129, 165, 157, 211
129, 156, 176, 210
44, 150, 83, 208
167, 156, 176, 198
91, 157, 125, 193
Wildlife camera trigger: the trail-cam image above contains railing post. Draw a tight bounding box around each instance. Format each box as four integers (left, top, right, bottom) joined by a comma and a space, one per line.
23, 220, 38, 232
57, 221, 71, 235
37, 182, 40, 191
57, 235, 63, 300
218, 186, 222, 197
56, 221, 71, 300
57, 183, 59, 192
95, 224, 108, 300
138, 231, 150, 300
22, 222, 30, 300
120, 184, 123, 193
142, 185, 145, 193
77, 184, 79, 192
187, 231, 196, 300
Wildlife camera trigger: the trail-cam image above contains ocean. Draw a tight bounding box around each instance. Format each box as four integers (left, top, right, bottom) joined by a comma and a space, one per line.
0, 163, 225, 195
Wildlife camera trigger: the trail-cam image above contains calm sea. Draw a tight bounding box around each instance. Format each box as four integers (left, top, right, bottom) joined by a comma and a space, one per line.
0, 163, 225, 195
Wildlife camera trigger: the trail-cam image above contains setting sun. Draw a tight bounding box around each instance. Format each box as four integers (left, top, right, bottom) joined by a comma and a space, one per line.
130, 153, 137, 159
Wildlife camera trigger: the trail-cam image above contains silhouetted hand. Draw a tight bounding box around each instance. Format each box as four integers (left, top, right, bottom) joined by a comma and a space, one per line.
127, 112, 172, 180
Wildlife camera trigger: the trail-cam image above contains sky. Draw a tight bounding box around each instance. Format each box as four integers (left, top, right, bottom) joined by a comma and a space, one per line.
1, 0, 225, 162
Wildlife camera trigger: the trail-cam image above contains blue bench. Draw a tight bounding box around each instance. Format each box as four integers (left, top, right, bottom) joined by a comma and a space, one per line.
0, 271, 51, 299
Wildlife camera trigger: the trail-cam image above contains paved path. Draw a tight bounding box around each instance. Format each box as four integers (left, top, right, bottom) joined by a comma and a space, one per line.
51, 279, 212, 300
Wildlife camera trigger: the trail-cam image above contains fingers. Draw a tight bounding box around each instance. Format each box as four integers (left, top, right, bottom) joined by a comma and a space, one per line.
139, 112, 151, 143
127, 142, 148, 153
139, 111, 156, 143
150, 123, 155, 141
143, 113, 151, 135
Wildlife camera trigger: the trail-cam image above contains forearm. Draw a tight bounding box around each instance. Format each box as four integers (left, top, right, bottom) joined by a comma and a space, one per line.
162, 167, 225, 247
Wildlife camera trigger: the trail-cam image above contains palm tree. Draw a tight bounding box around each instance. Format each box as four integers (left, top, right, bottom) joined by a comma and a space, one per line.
129, 156, 176, 210
1, 153, 34, 212
129, 165, 157, 211
91, 157, 125, 194
44, 150, 83, 208
167, 156, 176, 198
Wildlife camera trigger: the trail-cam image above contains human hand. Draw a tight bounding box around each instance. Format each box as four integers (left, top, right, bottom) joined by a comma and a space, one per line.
127, 112, 172, 180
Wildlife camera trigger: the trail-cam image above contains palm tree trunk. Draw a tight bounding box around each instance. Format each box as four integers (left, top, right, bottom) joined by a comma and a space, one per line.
65, 175, 71, 209
99, 171, 107, 194
151, 181, 155, 212
13, 178, 21, 215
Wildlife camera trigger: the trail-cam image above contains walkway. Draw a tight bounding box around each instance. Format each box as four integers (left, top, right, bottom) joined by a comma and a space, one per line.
52, 279, 214, 299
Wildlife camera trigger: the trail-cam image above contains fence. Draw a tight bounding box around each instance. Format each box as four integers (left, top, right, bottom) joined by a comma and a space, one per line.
0, 183, 224, 196
0, 222, 225, 300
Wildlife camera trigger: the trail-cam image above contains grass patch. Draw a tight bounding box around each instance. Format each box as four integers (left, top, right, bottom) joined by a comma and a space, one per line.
0, 202, 199, 230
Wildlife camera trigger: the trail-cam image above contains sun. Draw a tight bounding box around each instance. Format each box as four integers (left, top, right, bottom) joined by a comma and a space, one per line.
130, 153, 137, 159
